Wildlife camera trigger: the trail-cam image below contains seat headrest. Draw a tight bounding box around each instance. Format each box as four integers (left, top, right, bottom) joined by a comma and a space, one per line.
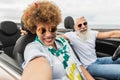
64, 16, 74, 29
0, 21, 17, 35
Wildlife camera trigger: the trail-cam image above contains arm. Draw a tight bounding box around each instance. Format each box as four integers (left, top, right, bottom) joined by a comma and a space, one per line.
80, 66, 95, 80
21, 57, 52, 80
20, 28, 28, 36
60, 34, 70, 42
97, 30, 120, 39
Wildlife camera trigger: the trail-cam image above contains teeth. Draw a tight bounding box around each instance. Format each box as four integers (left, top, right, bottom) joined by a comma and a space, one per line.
45, 38, 52, 42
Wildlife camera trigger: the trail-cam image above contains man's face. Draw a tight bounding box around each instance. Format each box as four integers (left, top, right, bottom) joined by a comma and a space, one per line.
74, 16, 88, 33
74, 17, 90, 41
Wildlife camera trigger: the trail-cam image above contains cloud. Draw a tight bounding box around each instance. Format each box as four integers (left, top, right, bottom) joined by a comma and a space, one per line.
0, 0, 120, 25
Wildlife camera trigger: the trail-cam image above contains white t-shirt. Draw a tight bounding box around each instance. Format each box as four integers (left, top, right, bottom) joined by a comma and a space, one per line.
22, 37, 82, 80
64, 30, 98, 68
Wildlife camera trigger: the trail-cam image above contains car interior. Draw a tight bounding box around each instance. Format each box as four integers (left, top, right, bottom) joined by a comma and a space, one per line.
0, 16, 119, 80
0, 21, 22, 79
0, 21, 21, 57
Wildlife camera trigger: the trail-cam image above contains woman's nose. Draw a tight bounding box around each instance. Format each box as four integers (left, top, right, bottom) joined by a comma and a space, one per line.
45, 31, 52, 36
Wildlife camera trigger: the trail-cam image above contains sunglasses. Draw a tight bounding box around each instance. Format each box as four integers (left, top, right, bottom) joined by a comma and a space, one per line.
78, 22, 87, 28
38, 27, 57, 34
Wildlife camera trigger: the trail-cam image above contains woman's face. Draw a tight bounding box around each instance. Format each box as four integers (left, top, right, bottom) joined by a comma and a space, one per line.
36, 23, 57, 46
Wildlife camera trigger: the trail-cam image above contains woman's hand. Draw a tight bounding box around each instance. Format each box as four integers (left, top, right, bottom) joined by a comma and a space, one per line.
80, 66, 95, 80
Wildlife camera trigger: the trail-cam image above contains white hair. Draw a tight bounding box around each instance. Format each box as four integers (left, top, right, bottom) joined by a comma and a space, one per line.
76, 27, 91, 42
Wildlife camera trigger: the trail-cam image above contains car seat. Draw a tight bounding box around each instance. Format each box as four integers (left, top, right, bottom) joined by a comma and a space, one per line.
64, 16, 75, 31
0, 21, 20, 57
12, 21, 36, 67
12, 33, 36, 67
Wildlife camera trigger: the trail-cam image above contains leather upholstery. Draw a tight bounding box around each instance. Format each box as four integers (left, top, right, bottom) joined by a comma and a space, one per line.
0, 21, 20, 57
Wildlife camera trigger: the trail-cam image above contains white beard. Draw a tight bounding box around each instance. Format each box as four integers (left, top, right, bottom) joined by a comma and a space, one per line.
76, 29, 90, 42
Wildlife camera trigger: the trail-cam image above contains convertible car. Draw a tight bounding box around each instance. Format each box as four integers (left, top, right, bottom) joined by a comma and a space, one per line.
0, 16, 120, 80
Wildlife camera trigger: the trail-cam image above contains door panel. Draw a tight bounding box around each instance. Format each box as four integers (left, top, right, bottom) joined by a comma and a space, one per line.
96, 38, 120, 57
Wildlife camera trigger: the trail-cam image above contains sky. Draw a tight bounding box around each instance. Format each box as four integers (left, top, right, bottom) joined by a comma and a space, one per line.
0, 0, 120, 25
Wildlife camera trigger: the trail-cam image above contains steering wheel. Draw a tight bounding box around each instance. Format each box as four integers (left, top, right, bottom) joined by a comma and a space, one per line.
112, 45, 120, 61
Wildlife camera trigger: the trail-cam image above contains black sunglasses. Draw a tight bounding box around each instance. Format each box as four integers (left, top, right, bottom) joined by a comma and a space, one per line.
78, 22, 87, 28
38, 27, 57, 34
